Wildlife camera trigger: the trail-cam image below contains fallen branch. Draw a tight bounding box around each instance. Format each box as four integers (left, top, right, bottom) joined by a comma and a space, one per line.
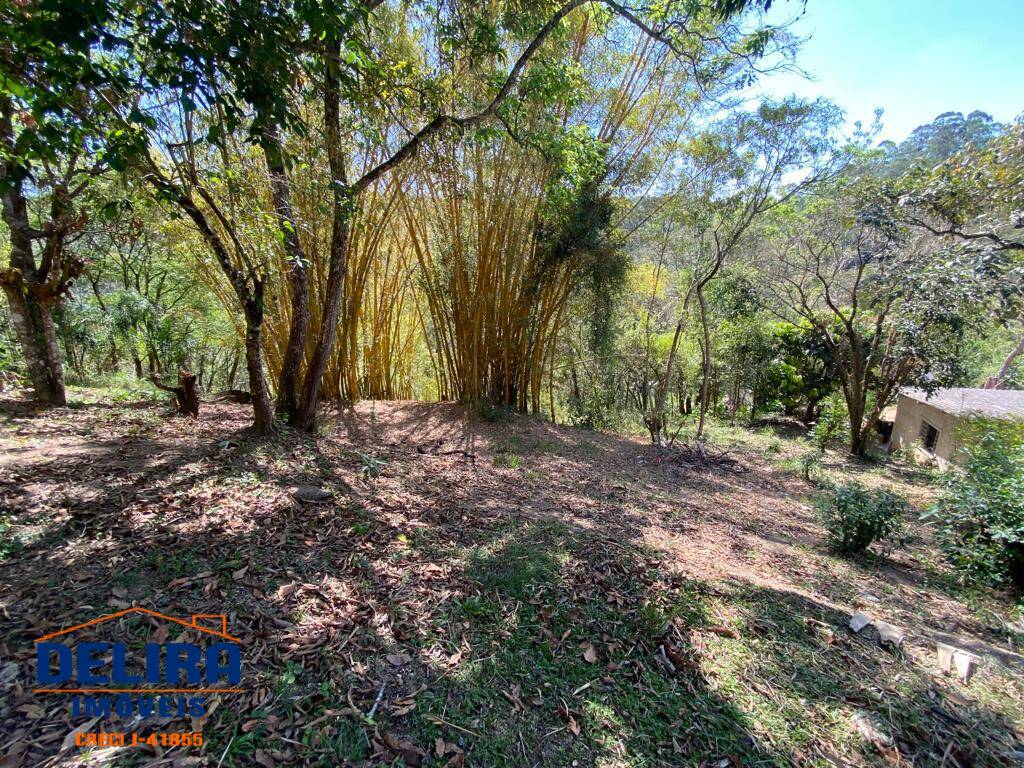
654, 441, 744, 473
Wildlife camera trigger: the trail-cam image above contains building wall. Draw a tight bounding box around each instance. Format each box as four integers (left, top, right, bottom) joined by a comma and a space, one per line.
890, 395, 961, 465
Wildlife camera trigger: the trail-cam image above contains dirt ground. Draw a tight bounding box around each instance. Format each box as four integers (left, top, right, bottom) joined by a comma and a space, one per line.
1, 395, 1022, 767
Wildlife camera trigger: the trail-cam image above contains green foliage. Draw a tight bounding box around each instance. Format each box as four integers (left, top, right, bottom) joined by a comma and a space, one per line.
0, 515, 22, 562
810, 393, 849, 452
744, 319, 838, 420
928, 418, 1024, 590
798, 395, 849, 483
357, 452, 387, 480
45, 182, 239, 389
493, 451, 522, 469
817, 481, 907, 555
474, 399, 515, 423
878, 110, 1002, 177
893, 121, 1023, 239
799, 450, 821, 483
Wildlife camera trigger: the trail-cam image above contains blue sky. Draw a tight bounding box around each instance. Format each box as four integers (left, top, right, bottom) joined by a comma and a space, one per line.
754, 0, 1024, 143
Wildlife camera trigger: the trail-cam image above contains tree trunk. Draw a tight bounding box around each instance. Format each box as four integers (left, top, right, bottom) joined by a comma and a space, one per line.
263, 126, 309, 420
244, 307, 275, 434
988, 330, 1024, 388
0, 112, 68, 406
846, 386, 866, 457
293, 210, 351, 431
104, 334, 118, 373
695, 287, 712, 443
293, 45, 351, 432
646, 319, 683, 446
226, 349, 240, 389
850, 426, 869, 457
802, 398, 819, 426
1, 280, 66, 405
145, 165, 275, 434
197, 354, 208, 391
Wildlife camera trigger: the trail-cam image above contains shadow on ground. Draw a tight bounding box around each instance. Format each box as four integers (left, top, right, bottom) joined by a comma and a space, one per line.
0, 397, 1021, 767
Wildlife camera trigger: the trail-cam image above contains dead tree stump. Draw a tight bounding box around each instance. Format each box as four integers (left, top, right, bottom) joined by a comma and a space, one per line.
150, 371, 200, 418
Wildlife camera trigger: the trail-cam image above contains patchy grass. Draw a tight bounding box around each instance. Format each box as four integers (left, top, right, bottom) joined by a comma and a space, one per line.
492, 451, 523, 469
0, 397, 1022, 767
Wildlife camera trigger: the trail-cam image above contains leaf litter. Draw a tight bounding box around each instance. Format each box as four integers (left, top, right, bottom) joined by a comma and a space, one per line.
0, 397, 1022, 766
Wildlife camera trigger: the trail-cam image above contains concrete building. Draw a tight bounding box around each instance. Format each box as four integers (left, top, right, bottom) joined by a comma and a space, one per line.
889, 388, 1024, 465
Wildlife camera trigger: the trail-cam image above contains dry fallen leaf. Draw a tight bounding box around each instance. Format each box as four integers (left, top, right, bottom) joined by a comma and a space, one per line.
61, 717, 100, 751
582, 642, 598, 663
275, 582, 298, 600
567, 714, 581, 736
706, 626, 740, 640
663, 644, 696, 672
392, 699, 417, 716
434, 737, 462, 758
0, 741, 28, 768
15, 704, 45, 719
382, 731, 425, 767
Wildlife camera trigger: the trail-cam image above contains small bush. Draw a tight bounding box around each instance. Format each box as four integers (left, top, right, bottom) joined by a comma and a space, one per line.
817, 481, 907, 555
927, 418, 1024, 590
358, 451, 387, 479
800, 394, 849, 483
800, 449, 822, 483
810, 393, 848, 451
474, 399, 514, 422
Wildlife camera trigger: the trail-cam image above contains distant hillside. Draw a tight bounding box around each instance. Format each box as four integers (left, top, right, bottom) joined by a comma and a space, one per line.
878, 110, 1003, 175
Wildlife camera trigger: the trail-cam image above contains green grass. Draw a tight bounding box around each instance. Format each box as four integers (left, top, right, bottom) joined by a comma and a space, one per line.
420, 534, 763, 764
139, 547, 202, 581
0, 516, 22, 561
492, 451, 523, 469
317, 518, 1020, 767
67, 374, 162, 404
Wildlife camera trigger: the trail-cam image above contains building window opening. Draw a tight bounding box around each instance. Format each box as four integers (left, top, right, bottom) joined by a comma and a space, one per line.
919, 420, 939, 453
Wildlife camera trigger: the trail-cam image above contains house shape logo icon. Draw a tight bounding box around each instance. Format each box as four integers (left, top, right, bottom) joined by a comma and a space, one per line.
35, 607, 242, 644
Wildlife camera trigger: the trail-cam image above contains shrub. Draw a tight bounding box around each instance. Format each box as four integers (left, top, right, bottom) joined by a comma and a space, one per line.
810, 393, 848, 451
474, 399, 515, 422
927, 418, 1024, 590
358, 451, 387, 480
800, 394, 849, 483
800, 449, 822, 483
817, 481, 907, 555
